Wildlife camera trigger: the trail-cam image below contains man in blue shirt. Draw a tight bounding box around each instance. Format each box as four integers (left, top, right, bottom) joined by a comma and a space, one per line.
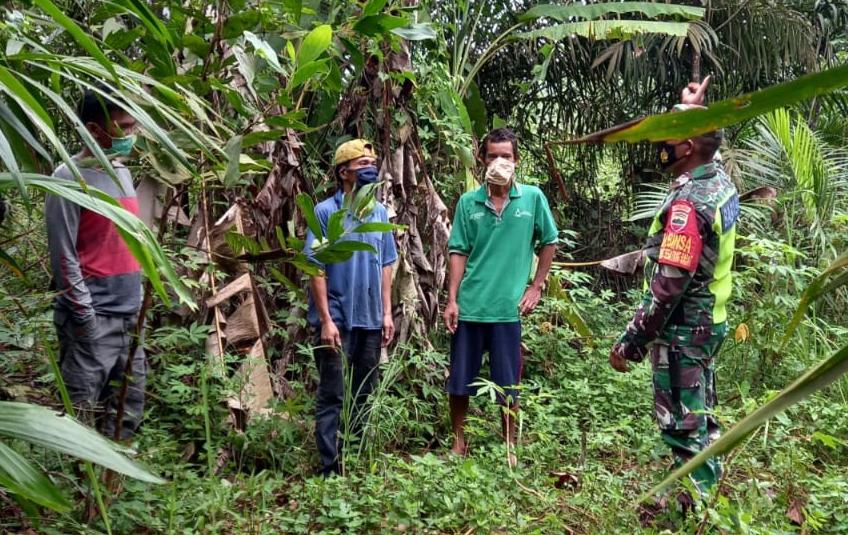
304, 139, 398, 476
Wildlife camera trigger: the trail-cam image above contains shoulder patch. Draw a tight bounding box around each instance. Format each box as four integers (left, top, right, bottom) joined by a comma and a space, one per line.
719, 194, 740, 233
659, 200, 703, 272
668, 201, 693, 232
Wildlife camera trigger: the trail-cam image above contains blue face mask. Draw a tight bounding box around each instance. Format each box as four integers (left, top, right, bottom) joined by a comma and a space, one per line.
355, 166, 379, 187
105, 134, 137, 157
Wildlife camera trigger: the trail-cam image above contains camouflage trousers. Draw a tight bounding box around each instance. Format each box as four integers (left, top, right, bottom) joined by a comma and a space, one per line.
652, 326, 726, 494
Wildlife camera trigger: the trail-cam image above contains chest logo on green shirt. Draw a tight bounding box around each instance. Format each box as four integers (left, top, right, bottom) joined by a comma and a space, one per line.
470, 211, 486, 221
513, 208, 532, 219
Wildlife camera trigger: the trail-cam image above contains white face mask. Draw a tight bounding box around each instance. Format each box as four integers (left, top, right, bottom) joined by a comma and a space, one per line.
485, 157, 515, 186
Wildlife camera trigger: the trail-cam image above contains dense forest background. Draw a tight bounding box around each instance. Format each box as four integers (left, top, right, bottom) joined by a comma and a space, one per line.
1, 0, 848, 532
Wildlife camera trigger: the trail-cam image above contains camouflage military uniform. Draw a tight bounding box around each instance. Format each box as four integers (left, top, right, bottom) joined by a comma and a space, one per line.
619, 161, 739, 493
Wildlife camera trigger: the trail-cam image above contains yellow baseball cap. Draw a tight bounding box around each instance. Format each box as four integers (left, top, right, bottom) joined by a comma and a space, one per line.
334, 139, 377, 165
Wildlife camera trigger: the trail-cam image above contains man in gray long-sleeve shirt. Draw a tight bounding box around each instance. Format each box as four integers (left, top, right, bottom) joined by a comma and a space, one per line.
46, 89, 145, 440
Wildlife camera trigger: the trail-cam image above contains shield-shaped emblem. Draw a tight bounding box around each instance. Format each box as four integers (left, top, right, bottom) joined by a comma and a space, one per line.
669, 203, 692, 232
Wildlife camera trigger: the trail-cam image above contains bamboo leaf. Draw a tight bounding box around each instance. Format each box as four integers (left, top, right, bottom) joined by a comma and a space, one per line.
12, 71, 121, 184
0, 401, 164, 484
0, 173, 195, 310
0, 124, 27, 205
113, 0, 175, 49
782, 252, 848, 347
31, 0, 118, 81
0, 441, 71, 512
0, 101, 52, 164
0, 66, 53, 130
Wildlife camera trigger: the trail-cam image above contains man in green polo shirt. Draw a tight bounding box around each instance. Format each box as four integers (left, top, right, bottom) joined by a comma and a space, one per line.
444, 127, 558, 463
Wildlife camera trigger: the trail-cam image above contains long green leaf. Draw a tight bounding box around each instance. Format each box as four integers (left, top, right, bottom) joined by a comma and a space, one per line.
521, 2, 705, 22
13, 71, 121, 184
0, 246, 27, 280
324, 240, 376, 254
0, 173, 195, 310
0, 65, 53, 130
352, 222, 399, 233
644, 342, 848, 499
516, 20, 692, 41
113, 0, 175, 49
0, 100, 52, 164
782, 252, 848, 347
296, 193, 323, 239
0, 401, 164, 484
14, 54, 222, 163
25, 61, 196, 171
223, 134, 242, 186
31, 0, 118, 81
575, 64, 848, 144
391, 23, 438, 41
0, 66, 87, 184
0, 124, 26, 204
0, 441, 71, 512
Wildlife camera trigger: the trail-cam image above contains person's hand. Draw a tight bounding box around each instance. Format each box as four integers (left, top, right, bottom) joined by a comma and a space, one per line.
444, 301, 459, 334
609, 343, 630, 373
382, 313, 395, 347
320, 319, 342, 349
681, 75, 711, 106
519, 285, 542, 316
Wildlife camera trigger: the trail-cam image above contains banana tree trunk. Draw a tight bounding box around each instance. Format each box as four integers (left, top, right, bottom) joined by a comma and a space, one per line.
337, 21, 451, 345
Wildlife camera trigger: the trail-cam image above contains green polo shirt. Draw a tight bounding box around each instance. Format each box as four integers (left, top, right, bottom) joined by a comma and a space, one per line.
448, 182, 558, 322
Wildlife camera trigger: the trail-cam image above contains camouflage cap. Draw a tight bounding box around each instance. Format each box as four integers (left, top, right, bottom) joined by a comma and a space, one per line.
334, 139, 377, 165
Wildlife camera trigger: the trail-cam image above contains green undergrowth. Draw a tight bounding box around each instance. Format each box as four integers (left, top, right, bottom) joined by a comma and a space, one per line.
2, 234, 848, 534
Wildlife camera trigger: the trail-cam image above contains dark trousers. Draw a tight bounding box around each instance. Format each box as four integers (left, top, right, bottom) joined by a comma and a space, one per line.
314, 327, 381, 475
54, 309, 146, 440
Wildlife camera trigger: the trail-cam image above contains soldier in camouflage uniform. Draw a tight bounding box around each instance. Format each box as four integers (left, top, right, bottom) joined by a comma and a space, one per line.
609, 103, 739, 495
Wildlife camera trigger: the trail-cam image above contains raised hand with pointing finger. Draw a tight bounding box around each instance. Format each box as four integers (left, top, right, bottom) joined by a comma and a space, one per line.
681, 75, 711, 106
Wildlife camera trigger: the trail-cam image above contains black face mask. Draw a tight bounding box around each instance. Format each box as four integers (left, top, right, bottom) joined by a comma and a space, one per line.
657, 141, 691, 170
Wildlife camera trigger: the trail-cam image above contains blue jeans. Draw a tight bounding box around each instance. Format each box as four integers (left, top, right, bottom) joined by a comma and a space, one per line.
313, 328, 381, 475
